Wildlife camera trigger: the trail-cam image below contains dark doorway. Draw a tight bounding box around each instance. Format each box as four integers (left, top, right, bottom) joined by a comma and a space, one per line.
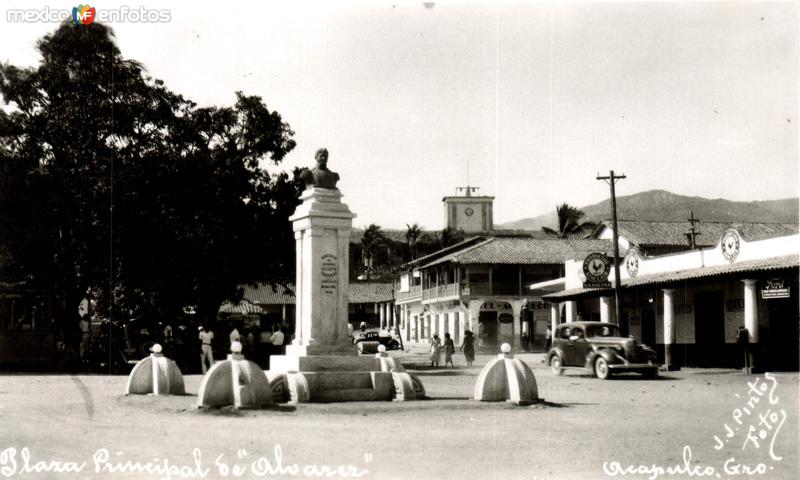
478, 311, 497, 351
694, 291, 725, 367
641, 308, 656, 347
765, 283, 799, 371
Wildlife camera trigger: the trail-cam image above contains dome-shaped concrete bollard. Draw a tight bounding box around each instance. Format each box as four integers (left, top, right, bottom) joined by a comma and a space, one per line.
375, 345, 426, 401
375, 345, 405, 372
474, 343, 539, 406
125, 344, 185, 395
197, 342, 274, 409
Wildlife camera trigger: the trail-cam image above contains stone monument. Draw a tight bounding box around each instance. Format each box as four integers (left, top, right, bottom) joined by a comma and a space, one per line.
267, 149, 424, 402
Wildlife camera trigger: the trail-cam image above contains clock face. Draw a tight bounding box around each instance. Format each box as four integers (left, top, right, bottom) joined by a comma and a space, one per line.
464, 207, 474, 217
721, 229, 740, 262
625, 250, 639, 277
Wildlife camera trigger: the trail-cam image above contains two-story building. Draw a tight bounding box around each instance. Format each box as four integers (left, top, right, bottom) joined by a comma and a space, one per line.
395, 234, 612, 352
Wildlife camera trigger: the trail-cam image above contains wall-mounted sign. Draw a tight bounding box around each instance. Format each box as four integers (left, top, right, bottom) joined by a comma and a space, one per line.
583, 252, 612, 288
320, 254, 338, 295
762, 278, 790, 299
720, 229, 741, 263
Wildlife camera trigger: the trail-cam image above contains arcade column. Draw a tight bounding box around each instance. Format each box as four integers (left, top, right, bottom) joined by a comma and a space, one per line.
662, 288, 679, 371
742, 279, 760, 373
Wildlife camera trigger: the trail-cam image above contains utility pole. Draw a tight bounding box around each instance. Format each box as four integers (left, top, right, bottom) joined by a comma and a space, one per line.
596, 170, 626, 329
686, 210, 701, 249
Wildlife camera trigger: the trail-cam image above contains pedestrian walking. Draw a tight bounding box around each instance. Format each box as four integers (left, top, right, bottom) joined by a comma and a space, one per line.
444, 332, 455, 367
429, 334, 442, 367
199, 325, 214, 374
461, 330, 475, 367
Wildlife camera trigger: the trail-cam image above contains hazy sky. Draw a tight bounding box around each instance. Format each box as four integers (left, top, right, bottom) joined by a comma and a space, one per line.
2, 1, 797, 229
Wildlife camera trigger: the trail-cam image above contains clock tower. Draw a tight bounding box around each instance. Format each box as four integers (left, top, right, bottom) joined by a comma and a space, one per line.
443, 186, 494, 233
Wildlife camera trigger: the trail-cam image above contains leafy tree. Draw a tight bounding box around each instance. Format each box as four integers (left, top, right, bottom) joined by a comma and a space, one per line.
541, 203, 596, 238
0, 21, 301, 324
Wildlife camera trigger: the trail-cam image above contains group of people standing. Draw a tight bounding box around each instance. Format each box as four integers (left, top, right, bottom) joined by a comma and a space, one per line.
198, 323, 286, 373
429, 330, 475, 368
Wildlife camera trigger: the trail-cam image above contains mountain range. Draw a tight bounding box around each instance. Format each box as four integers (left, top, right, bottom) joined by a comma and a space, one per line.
499, 190, 798, 231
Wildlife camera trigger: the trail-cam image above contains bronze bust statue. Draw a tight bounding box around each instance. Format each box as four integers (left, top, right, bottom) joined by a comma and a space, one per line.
299, 148, 340, 189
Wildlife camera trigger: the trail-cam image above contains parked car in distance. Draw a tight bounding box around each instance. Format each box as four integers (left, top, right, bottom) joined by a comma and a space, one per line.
353, 329, 401, 354
548, 321, 659, 379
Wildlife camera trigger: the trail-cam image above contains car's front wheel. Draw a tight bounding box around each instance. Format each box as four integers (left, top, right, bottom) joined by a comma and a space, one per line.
594, 356, 611, 380
550, 355, 563, 376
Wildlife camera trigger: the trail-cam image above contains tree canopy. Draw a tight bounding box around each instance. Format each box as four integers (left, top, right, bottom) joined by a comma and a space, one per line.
0, 21, 303, 323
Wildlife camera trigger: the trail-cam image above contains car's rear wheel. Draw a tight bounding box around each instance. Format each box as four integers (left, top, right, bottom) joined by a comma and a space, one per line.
550, 355, 563, 376
594, 356, 611, 380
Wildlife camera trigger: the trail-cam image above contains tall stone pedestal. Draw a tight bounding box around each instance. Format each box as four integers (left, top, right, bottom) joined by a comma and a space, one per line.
267, 186, 424, 402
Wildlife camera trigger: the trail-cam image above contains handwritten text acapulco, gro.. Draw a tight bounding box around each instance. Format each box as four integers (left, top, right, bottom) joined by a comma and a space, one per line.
0, 445, 372, 479
601, 372, 787, 480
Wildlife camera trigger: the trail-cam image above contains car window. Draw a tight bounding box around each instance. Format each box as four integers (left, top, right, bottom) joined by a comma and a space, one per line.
559, 327, 571, 339
587, 325, 620, 338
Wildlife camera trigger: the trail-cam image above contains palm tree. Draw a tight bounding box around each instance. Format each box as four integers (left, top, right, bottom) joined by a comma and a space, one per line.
405, 223, 422, 259
436, 227, 465, 249
541, 203, 596, 238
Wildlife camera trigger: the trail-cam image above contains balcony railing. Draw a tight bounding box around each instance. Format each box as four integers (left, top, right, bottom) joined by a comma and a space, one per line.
396, 285, 422, 303
422, 283, 458, 302
419, 281, 541, 302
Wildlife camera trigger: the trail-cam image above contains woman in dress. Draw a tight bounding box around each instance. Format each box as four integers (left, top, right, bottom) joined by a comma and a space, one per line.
461, 330, 475, 367
444, 333, 456, 367
429, 334, 442, 368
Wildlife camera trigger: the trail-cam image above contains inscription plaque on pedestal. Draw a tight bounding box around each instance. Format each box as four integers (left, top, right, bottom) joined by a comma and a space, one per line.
321, 254, 338, 295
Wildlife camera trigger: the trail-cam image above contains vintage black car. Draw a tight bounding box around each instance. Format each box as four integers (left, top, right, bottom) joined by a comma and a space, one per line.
548, 321, 659, 379
353, 329, 402, 354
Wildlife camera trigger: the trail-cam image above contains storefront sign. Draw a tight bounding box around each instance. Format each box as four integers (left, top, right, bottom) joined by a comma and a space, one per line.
583, 252, 612, 288
762, 278, 789, 299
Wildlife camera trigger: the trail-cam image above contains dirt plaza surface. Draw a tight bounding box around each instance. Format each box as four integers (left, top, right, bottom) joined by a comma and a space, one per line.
1, 352, 797, 480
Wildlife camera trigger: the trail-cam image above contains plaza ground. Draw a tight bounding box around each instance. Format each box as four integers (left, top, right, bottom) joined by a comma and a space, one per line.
1, 352, 797, 480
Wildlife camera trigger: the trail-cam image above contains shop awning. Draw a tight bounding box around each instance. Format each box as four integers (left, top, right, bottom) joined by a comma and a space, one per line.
542, 287, 613, 301
542, 254, 798, 301
218, 300, 265, 315
623, 254, 798, 287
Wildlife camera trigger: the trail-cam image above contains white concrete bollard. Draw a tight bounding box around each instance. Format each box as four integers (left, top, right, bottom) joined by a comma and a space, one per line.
197, 342, 274, 409
474, 343, 539, 406
125, 344, 186, 396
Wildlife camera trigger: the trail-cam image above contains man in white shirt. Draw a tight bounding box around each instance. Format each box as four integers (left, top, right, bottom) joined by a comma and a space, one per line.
198, 326, 214, 373
269, 325, 285, 354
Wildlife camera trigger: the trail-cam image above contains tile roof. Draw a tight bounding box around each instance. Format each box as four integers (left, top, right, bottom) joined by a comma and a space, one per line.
419, 237, 614, 268
542, 254, 799, 300
596, 220, 798, 248
241, 282, 394, 305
